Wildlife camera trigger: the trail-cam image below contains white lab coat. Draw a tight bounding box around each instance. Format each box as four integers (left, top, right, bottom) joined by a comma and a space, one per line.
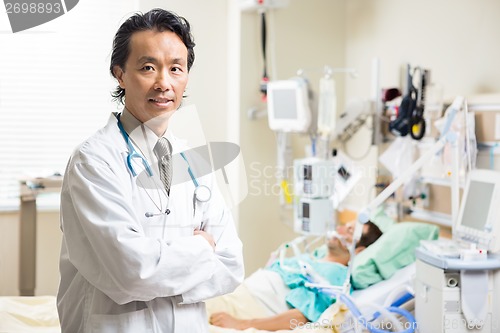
57, 113, 244, 333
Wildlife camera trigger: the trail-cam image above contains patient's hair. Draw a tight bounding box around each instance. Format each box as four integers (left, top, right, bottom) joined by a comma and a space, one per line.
356, 221, 383, 249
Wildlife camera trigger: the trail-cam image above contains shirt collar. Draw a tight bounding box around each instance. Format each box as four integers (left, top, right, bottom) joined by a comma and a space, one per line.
119, 108, 181, 156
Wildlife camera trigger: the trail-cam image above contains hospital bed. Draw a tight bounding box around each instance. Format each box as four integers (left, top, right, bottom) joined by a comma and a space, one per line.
205, 263, 417, 333
205, 217, 438, 333
0, 296, 60, 333
0, 263, 417, 333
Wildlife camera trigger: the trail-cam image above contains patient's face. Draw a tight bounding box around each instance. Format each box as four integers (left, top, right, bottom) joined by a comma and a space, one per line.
336, 221, 368, 244
326, 236, 350, 261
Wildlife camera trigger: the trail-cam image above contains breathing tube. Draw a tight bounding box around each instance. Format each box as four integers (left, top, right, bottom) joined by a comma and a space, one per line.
318, 288, 417, 333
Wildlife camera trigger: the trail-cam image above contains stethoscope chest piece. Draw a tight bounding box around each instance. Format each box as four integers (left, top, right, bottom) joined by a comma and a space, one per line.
194, 184, 211, 203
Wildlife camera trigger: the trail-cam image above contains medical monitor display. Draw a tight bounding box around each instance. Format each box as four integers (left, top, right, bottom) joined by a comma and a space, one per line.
454, 169, 500, 253
304, 165, 312, 181
267, 79, 311, 133
272, 89, 297, 119
460, 180, 494, 232
302, 202, 310, 218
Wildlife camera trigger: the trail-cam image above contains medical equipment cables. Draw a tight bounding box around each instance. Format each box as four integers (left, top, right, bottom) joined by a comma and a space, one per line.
304, 280, 417, 333
358, 96, 465, 225
259, 9, 269, 100
271, 235, 323, 270
294, 241, 416, 333
338, 292, 416, 333
274, 236, 416, 332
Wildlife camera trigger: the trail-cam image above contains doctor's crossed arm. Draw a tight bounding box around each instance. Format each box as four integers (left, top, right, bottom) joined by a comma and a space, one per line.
57, 8, 244, 333
194, 229, 216, 249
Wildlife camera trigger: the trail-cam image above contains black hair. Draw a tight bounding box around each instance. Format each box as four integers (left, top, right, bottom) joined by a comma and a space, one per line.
356, 221, 383, 249
109, 8, 195, 104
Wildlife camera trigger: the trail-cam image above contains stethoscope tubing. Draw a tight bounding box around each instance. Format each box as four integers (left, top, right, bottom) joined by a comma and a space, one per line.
116, 113, 211, 206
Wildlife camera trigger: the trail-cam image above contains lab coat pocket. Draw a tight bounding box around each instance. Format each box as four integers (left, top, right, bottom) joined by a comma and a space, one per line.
90, 308, 154, 333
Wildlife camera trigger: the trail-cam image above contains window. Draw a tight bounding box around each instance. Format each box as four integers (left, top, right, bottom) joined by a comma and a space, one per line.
0, 0, 137, 209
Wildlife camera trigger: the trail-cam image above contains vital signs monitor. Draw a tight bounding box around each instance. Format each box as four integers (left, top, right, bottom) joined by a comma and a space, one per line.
267, 78, 311, 133
454, 168, 500, 253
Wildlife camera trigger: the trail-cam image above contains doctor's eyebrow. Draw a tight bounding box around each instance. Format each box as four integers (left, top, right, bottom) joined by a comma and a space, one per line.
136, 56, 187, 66
137, 56, 158, 65
171, 57, 186, 65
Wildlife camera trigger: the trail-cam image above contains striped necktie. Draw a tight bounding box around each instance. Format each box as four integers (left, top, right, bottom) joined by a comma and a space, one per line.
154, 137, 172, 195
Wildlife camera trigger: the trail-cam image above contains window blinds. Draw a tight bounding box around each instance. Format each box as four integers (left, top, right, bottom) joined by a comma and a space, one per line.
0, 1, 137, 208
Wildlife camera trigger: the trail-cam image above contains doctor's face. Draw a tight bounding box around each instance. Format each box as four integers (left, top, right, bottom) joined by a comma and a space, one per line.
113, 29, 189, 124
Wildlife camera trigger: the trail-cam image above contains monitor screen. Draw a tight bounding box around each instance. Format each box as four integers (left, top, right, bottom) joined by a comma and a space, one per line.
304, 165, 312, 181
302, 202, 310, 218
272, 89, 298, 119
266, 79, 311, 132
461, 180, 494, 232
455, 169, 500, 252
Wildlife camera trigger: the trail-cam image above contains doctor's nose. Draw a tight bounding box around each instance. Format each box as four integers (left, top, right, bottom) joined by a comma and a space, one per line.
154, 72, 173, 91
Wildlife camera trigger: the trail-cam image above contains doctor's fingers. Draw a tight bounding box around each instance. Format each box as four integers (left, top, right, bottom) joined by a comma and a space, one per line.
194, 229, 216, 250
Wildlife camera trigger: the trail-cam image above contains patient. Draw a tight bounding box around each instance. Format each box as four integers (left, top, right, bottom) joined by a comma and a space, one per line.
209, 221, 383, 331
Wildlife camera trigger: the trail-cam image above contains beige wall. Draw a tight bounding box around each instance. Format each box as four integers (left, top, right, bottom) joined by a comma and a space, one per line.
239, 0, 347, 275
0, 211, 62, 296
139, 0, 230, 142
344, 0, 500, 98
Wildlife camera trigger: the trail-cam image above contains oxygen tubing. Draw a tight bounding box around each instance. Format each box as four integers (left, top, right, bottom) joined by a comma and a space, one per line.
340, 294, 416, 333
337, 293, 417, 333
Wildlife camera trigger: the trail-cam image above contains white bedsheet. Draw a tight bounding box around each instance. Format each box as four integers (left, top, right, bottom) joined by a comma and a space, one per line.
0, 264, 416, 333
243, 262, 416, 317
351, 262, 416, 306
0, 296, 60, 333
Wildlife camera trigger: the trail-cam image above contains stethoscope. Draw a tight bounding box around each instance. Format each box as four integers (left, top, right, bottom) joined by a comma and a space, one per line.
116, 114, 211, 223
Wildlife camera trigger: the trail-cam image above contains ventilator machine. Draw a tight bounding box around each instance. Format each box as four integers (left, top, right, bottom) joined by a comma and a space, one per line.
415, 168, 500, 333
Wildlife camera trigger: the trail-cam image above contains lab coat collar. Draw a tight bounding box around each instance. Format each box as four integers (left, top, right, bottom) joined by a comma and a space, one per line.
114, 109, 184, 160
117, 108, 157, 165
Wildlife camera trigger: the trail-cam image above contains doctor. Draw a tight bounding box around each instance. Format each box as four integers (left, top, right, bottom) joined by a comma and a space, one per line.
57, 8, 244, 333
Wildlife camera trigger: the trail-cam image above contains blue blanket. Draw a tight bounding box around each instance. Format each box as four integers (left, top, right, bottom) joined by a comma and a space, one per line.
267, 255, 348, 322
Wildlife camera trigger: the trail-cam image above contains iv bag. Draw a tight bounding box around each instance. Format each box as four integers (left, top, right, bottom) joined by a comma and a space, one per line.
317, 76, 337, 139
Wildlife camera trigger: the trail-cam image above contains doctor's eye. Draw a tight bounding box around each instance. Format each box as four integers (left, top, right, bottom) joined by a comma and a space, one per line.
142, 65, 155, 72
171, 66, 186, 74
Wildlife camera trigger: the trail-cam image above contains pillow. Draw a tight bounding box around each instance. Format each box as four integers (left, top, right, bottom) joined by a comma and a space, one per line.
369, 206, 396, 233
351, 222, 439, 290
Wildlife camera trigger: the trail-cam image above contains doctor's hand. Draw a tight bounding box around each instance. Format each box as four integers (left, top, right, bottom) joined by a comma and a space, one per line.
194, 229, 216, 251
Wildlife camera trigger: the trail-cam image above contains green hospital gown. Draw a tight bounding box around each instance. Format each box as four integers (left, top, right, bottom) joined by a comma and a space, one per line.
267, 255, 348, 322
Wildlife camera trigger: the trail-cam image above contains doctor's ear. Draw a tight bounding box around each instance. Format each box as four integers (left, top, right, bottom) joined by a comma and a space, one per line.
113, 65, 125, 88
